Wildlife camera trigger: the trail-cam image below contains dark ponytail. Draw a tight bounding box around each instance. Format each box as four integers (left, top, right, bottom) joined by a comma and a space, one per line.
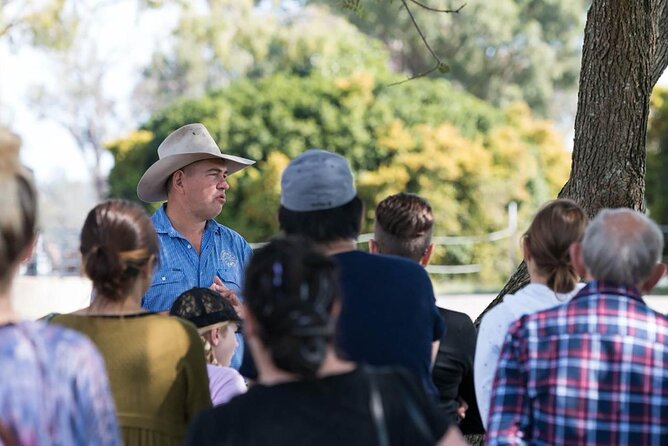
80, 200, 158, 301
243, 237, 339, 379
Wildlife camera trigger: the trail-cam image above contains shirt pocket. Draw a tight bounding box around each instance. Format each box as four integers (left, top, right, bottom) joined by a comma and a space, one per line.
216, 268, 242, 294
151, 269, 185, 288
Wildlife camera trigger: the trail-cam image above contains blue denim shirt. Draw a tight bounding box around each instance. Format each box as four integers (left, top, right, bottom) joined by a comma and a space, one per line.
142, 204, 253, 369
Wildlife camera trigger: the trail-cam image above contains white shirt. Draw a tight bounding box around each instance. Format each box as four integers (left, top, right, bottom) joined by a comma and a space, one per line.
474, 282, 584, 428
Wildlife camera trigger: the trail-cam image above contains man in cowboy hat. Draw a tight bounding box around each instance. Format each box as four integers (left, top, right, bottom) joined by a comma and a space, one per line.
137, 123, 254, 367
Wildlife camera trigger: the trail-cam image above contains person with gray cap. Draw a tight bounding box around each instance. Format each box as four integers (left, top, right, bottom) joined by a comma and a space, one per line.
137, 123, 254, 369
278, 149, 445, 398
487, 208, 668, 445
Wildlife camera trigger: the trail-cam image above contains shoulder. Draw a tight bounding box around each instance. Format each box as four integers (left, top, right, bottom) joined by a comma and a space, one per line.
208, 365, 244, 384
154, 314, 201, 338
438, 308, 476, 338
438, 308, 473, 329
335, 251, 430, 280
18, 321, 106, 371
478, 299, 515, 336
210, 220, 249, 244
150, 205, 171, 232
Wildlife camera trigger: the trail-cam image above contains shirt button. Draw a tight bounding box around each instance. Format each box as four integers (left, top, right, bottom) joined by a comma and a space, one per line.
161, 277, 166, 281
187, 245, 192, 249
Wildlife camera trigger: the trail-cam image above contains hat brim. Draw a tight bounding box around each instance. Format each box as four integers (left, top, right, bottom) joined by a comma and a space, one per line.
137, 152, 255, 203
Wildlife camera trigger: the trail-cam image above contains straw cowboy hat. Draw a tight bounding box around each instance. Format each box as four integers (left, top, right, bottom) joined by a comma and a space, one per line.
137, 123, 255, 203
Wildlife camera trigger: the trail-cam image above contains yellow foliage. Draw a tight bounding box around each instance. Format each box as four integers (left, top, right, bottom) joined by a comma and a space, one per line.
376, 120, 414, 152
106, 130, 154, 160
334, 72, 375, 106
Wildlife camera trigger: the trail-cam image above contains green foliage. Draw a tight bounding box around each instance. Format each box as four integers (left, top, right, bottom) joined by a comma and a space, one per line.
109, 72, 570, 284
307, 0, 587, 115
137, 3, 391, 113
647, 87, 668, 225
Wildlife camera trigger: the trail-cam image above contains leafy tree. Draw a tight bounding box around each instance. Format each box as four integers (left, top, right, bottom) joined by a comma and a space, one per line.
647, 87, 668, 226
135, 2, 391, 113
109, 72, 570, 283
307, 0, 587, 115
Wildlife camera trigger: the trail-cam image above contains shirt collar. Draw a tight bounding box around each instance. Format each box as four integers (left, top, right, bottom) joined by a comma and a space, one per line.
152, 204, 221, 237
575, 280, 644, 303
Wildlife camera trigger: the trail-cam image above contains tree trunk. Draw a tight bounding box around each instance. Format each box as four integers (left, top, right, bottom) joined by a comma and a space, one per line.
475, 0, 667, 326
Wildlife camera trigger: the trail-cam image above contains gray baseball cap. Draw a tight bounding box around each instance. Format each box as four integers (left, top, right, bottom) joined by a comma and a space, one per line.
280, 149, 357, 212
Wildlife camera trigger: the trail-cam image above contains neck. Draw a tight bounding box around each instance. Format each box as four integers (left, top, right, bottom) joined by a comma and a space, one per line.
85, 278, 147, 315
526, 258, 548, 286
0, 288, 19, 325
319, 239, 357, 256
316, 349, 356, 377
165, 202, 206, 240
86, 295, 145, 315
251, 340, 354, 385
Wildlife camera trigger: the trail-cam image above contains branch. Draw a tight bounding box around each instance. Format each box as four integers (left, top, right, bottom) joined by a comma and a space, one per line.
387, 0, 449, 86
652, 0, 668, 87
408, 0, 465, 14
388, 62, 449, 86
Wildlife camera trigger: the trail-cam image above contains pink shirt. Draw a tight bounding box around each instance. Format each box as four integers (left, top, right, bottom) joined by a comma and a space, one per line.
207, 364, 246, 405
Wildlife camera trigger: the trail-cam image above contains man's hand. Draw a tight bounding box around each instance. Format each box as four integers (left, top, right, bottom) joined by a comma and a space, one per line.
210, 276, 244, 319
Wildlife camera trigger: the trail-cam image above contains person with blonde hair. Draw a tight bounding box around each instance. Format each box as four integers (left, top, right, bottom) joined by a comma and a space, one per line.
0, 128, 120, 445
475, 198, 588, 427
170, 287, 247, 405
50, 199, 211, 445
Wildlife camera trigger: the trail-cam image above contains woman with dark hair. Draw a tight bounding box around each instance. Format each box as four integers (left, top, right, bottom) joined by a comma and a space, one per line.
0, 129, 119, 445
475, 199, 588, 428
50, 199, 211, 445
185, 237, 466, 446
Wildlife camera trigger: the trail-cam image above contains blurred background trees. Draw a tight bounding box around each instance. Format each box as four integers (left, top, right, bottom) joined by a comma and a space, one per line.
4, 0, 668, 287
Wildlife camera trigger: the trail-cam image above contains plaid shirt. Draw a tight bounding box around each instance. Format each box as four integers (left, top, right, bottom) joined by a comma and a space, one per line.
487, 281, 668, 446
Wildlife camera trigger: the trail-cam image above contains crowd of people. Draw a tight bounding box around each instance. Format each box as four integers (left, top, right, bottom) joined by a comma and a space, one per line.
1, 122, 668, 445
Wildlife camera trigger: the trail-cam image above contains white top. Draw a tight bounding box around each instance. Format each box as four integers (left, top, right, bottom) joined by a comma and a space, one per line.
474, 282, 584, 428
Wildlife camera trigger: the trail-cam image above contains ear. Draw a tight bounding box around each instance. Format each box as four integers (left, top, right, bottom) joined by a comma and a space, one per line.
522, 239, 531, 262
206, 327, 221, 346
331, 300, 342, 319
419, 243, 434, 267
569, 242, 587, 278
368, 239, 378, 254
639, 262, 667, 293
142, 255, 157, 279
19, 235, 37, 264
171, 170, 186, 194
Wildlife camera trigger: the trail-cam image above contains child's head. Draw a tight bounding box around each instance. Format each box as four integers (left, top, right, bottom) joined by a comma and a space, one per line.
170, 287, 241, 366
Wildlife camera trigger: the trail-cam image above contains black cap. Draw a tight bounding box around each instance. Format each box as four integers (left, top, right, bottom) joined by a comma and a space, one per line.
169, 287, 242, 330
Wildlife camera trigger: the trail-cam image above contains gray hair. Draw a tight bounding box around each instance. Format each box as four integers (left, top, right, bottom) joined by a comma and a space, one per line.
582, 208, 664, 285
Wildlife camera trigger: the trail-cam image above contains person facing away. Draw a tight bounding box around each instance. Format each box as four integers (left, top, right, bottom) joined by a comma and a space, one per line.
0, 128, 120, 445
487, 208, 668, 446
475, 199, 587, 429
170, 287, 247, 405
370, 192, 484, 434
277, 149, 445, 398
50, 200, 211, 446
136, 123, 255, 368
185, 237, 466, 446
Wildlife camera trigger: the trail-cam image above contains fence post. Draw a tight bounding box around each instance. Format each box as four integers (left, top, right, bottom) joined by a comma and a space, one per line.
508, 201, 518, 273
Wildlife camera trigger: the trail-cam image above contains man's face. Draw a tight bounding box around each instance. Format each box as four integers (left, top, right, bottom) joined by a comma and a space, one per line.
181, 158, 229, 220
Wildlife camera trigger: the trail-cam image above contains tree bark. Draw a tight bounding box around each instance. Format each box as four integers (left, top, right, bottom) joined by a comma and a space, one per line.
476, 0, 667, 326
